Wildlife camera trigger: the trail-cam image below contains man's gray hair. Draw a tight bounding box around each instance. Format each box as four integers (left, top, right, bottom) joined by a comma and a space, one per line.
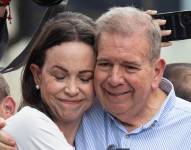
96, 6, 161, 61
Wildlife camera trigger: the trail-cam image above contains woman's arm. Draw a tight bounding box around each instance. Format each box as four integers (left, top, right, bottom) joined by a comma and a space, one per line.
3, 107, 73, 150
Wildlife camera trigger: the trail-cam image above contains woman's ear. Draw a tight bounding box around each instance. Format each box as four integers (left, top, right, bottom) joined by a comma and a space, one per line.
30, 64, 42, 86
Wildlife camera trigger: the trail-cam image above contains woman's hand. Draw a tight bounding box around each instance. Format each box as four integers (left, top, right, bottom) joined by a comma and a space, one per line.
146, 10, 172, 47
0, 118, 17, 150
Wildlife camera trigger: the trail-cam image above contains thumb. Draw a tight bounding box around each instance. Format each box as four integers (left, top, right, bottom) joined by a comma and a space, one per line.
0, 118, 6, 129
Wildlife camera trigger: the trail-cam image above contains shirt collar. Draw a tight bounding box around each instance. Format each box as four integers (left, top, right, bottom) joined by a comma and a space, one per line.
150, 78, 176, 124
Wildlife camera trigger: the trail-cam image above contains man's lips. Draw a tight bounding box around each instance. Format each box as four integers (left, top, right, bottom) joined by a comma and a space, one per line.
106, 90, 131, 96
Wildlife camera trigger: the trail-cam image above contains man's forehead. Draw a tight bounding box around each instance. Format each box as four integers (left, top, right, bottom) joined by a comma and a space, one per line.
98, 32, 150, 51
99, 31, 148, 43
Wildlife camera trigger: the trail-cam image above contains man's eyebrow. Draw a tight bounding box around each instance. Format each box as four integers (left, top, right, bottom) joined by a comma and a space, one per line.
122, 61, 140, 65
96, 58, 109, 61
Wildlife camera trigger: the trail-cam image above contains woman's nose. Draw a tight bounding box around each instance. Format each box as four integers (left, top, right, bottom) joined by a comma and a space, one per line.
64, 80, 79, 96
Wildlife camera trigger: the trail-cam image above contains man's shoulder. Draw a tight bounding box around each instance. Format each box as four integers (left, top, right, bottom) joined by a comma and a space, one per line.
174, 97, 191, 113
167, 97, 191, 124
84, 101, 105, 120
81, 100, 113, 128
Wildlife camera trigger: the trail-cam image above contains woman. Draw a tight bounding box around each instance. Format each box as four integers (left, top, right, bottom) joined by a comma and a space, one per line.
2, 11, 97, 149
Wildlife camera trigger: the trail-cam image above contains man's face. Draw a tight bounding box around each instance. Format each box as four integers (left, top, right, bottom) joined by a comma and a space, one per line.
94, 32, 162, 121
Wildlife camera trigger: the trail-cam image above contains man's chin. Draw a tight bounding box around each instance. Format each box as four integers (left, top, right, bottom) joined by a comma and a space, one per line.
104, 104, 130, 116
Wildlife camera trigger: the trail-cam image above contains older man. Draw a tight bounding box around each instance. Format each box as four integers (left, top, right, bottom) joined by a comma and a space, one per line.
75, 7, 191, 150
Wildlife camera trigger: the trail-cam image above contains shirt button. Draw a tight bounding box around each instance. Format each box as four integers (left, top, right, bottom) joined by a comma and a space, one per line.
125, 134, 129, 138
151, 121, 157, 128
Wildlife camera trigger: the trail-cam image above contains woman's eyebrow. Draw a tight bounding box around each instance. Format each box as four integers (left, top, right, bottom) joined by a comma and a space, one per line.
79, 70, 94, 74
52, 65, 68, 72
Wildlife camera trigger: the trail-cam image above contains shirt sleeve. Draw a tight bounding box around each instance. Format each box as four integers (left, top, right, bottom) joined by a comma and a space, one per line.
3, 106, 74, 150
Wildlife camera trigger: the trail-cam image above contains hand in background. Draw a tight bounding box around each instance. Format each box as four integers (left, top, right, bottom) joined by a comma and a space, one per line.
146, 10, 172, 47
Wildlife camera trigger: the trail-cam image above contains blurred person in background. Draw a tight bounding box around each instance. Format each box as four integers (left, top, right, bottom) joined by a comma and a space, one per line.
0, 1, 8, 60
164, 63, 191, 102
0, 1, 16, 120
0, 74, 16, 119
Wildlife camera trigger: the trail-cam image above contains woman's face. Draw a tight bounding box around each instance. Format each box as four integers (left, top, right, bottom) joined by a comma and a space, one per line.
31, 41, 95, 124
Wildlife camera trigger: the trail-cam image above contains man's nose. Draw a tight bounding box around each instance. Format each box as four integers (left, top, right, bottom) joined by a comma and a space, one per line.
108, 65, 124, 87
64, 79, 79, 96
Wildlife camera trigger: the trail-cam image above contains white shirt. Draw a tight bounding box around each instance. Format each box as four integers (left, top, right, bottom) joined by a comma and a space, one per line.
3, 106, 74, 150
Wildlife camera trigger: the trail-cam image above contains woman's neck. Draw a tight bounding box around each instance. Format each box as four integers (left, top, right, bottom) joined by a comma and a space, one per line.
56, 120, 81, 145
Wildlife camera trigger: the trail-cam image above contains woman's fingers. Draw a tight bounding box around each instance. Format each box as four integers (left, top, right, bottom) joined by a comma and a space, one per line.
161, 30, 172, 37
145, 10, 158, 15
0, 118, 6, 129
161, 41, 172, 47
0, 141, 17, 150
0, 131, 16, 147
0, 118, 16, 149
152, 18, 172, 47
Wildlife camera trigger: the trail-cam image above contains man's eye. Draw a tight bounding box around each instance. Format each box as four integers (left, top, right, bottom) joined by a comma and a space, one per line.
97, 62, 112, 67
125, 65, 140, 73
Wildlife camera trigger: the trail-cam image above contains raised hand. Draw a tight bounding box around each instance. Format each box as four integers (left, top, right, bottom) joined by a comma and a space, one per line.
146, 10, 172, 47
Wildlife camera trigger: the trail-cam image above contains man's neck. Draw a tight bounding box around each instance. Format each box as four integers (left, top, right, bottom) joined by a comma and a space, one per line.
119, 89, 167, 132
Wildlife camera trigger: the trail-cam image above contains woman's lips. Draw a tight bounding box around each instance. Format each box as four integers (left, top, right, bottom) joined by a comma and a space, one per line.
57, 98, 83, 104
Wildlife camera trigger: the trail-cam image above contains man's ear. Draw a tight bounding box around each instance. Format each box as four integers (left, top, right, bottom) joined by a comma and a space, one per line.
1, 96, 16, 119
30, 64, 41, 86
151, 58, 166, 89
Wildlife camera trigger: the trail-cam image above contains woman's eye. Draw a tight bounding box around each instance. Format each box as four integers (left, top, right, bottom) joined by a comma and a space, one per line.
55, 75, 66, 80
80, 76, 93, 83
